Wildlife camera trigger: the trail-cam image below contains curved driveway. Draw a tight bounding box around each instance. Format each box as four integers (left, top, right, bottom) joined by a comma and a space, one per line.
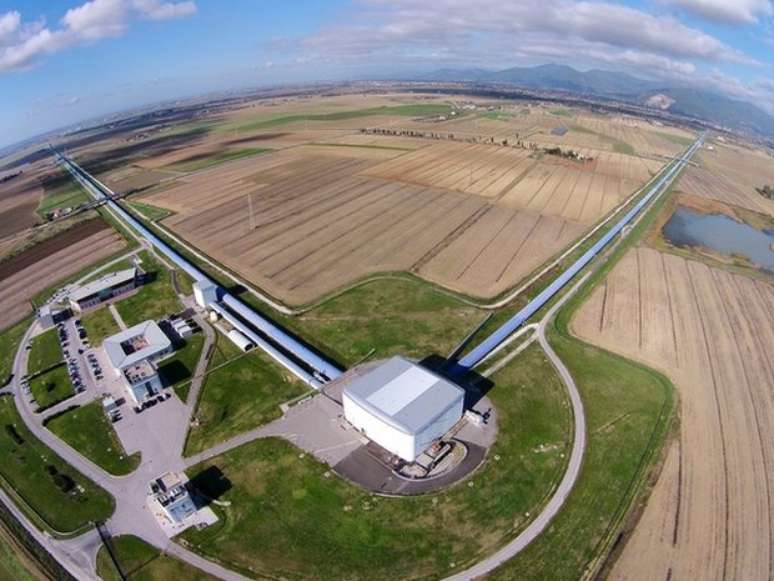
445, 273, 590, 581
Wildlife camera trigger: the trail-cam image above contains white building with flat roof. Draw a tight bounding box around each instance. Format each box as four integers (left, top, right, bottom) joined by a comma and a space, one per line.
342, 357, 465, 462
103, 320, 172, 404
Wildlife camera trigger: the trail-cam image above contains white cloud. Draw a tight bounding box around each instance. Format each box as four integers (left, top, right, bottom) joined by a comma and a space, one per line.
663, 0, 773, 25
0, 0, 197, 72
132, 0, 197, 21
0, 11, 21, 45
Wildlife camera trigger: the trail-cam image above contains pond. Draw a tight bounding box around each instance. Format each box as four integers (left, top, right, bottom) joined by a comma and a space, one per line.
662, 207, 774, 272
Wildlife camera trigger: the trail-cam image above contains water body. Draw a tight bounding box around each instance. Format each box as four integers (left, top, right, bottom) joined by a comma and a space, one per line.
662, 207, 774, 272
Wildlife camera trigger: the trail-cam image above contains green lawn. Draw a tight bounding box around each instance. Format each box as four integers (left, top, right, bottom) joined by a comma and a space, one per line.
97, 535, 216, 581
184, 348, 309, 455
28, 366, 73, 410
166, 148, 270, 173
157, 333, 205, 402
0, 396, 114, 533
36, 188, 91, 219
0, 318, 29, 385
219, 103, 454, 133
80, 307, 121, 348
275, 277, 484, 367
45, 402, 140, 476
207, 331, 243, 368
115, 253, 181, 327
0, 530, 36, 581
126, 201, 172, 222
182, 343, 570, 579
26, 329, 62, 375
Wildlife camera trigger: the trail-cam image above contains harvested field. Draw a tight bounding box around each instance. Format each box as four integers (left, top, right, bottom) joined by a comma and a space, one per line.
0, 162, 55, 239
572, 246, 774, 580
680, 145, 774, 216
364, 142, 656, 224
0, 220, 125, 330
144, 150, 584, 303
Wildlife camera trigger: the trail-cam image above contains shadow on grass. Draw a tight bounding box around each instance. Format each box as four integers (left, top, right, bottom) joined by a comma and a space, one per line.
189, 466, 232, 509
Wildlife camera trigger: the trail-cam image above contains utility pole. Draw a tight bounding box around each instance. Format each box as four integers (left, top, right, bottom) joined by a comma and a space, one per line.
247, 192, 255, 230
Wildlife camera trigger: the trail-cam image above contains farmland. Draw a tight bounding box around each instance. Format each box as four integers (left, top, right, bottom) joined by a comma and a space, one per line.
0, 219, 126, 330
131, 94, 691, 305
572, 246, 774, 579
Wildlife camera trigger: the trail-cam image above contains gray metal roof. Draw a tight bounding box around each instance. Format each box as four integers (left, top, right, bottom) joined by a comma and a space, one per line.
344, 357, 464, 435
70, 268, 137, 302
104, 320, 171, 370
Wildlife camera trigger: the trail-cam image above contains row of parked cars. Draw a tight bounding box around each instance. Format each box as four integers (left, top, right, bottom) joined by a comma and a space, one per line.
57, 322, 87, 394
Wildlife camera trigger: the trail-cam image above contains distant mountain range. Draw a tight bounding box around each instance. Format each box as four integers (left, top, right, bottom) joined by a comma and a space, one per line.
412, 64, 774, 138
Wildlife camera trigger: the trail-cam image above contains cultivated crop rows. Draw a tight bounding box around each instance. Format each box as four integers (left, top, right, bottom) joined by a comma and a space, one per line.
572, 246, 774, 580
0, 228, 124, 330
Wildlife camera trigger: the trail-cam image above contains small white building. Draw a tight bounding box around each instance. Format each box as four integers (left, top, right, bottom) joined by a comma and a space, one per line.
38, 305, 55, 329
68, 268, 137, 312
103, 320, 172, 404
193, 280, 218, 308
152, 472, 197, 524
342, 357, 465, 462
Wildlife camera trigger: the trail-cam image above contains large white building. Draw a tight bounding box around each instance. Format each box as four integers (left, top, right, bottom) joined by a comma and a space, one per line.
103, 320, 172, 404
68, 267, 137, 312
342, 357, 465, 462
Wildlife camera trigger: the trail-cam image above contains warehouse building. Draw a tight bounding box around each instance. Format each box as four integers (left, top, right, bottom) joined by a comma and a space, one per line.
103, 320, 172, 404
68, 267, 138, 312
342, 357, 465, 462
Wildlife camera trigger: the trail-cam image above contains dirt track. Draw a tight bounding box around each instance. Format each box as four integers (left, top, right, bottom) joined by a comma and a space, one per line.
572, 246, 774, 580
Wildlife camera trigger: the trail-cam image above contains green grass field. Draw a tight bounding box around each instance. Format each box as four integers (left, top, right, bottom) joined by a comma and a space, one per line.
96, 535, 215, 580
0, 530, 36, 581
36, 188, 91, 219
219, 103, 454, 133
157, 333, 205, 402
126, 201, 172, 222
0, 396, 114, 533
80, 307, 121, 348
115, 253, 181, 327
28, 366, 73, 410
181, 343, 570, 579
26, 329, 62, 375
45, 402, 140, 476
0, 318, 29, 385
184, 348, 309, 455
275, 277, 484, 368
166, 148, 270, 173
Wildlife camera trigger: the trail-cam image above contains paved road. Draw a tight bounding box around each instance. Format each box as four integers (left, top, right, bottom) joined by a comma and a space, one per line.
445, 274, 590, 581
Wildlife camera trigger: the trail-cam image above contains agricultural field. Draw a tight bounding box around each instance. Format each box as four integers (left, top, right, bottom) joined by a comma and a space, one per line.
131, 94, 689, 305
0, 219, 126, 330
572, 246, 774, 580
0, 161, 51, 241
679, 143, 774, 216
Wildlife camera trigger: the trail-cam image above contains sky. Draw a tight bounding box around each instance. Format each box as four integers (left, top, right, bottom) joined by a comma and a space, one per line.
1, 0, 773, 148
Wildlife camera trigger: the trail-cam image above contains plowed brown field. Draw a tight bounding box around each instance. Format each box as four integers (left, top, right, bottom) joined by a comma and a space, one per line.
0, 225, 125, 330
681, 145, 774, 217
572, 246, 774, 580
364, 143, 656, 225
143, 149, 585, 304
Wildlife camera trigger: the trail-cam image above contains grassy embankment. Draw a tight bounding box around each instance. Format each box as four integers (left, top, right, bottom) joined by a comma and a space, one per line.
45, 402, 140, 476
97, 535, 215, 581
181, 342, 570, 579
126, 201, 172, 222
0, 396, 114, 534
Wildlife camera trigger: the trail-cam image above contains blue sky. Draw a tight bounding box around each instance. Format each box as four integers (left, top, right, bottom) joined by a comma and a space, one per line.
1, 0, 773, 148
